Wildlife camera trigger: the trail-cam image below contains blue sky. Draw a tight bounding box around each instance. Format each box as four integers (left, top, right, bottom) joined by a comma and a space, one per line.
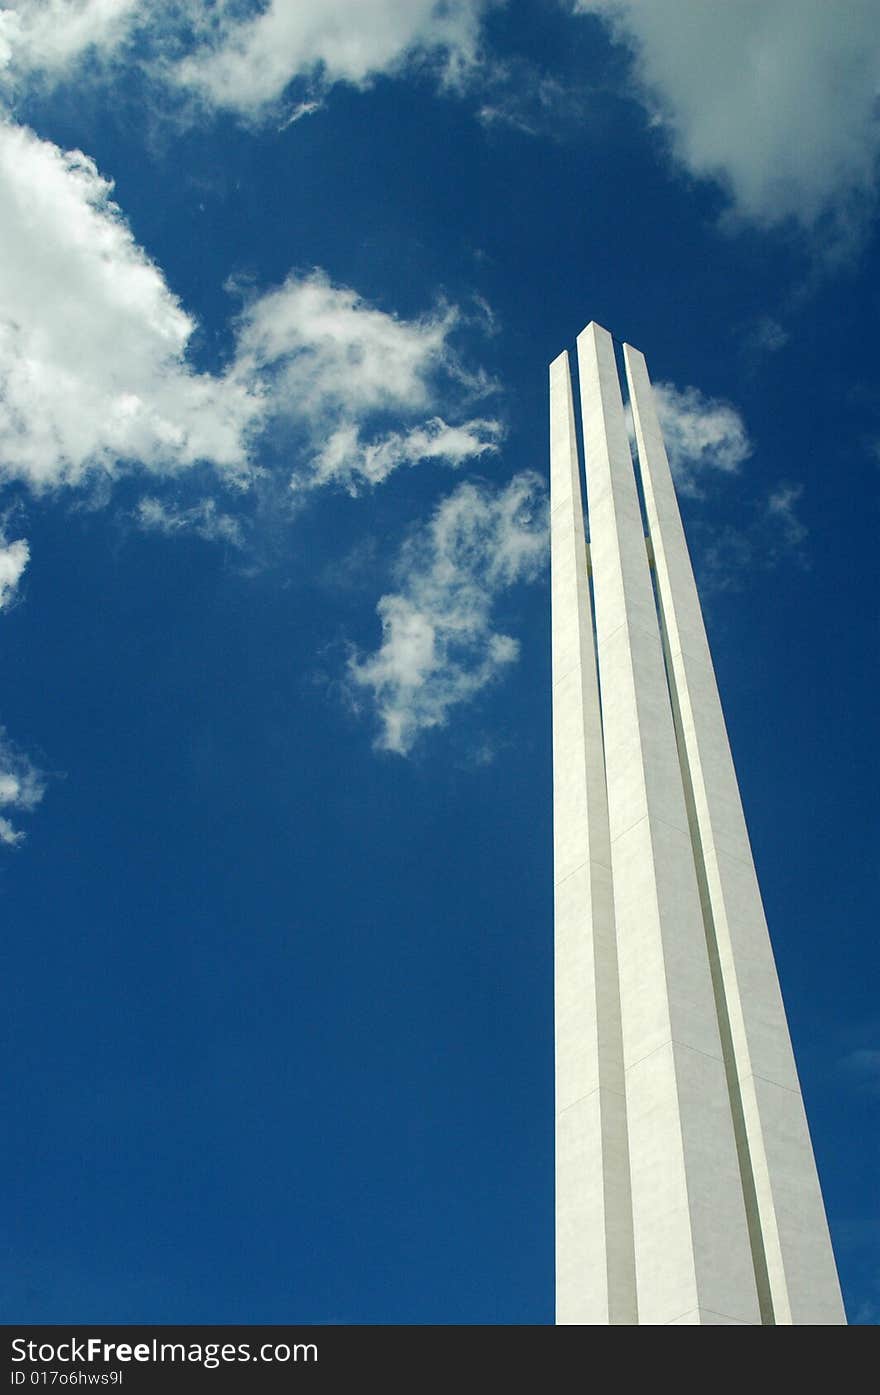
0, 0, 877, 1324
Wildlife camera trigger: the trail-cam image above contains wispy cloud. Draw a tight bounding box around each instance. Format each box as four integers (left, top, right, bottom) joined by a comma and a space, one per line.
0, 527, 29, 610
136, 496, 244, 548
743, 316, 790, 357
0, 727, 45, 847
765, 483, 807, 549
308, 417, 502, 493
476, 58, 590, 140
626, 377, 805, 587
648, 381, 752, 496
0, 531, 43, 845
348, 472, 547, 755
699, 481, 808, 590
278, 99, 322, 132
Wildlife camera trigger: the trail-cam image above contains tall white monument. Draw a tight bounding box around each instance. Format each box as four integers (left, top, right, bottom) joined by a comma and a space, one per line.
550, 323, 846, 1325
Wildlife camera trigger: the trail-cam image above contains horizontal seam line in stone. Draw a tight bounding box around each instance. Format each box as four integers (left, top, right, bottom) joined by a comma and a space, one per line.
698, 832, 755, 873
625, 1035, 724, 1075
596, 619, 669, 659
609, 809, 649, 847
595, 616, 627, 651
649, 810, 698, 843
556, 1082, 626, 1117
664, 1306, 750, 1325
666, 633, 716, 670
599, 615, 670, 650
609, 808, 693, 849
552, 657, 597, 688
741, 1070, 802, 1099
554, 855, 612, 889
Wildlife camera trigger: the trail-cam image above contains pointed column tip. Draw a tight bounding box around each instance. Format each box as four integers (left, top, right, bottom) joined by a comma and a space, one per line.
578, 320, 611, 341
549, 348, 570, 372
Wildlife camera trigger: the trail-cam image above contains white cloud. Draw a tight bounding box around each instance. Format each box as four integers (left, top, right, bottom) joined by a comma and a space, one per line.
0, 727, 45, 847
236, 270, 457, 420
0, 529, 28, 609
0, 119, 264, 491
171, 0, 487, 119
0, 125, 492, 500
136, 496, 244, 547
234, 270, 499, 493
349, 471, 547, 754
650, 382, 751, 496
0, 0, 140, 83
576, 0, 880, 228
0, 3, 494, 126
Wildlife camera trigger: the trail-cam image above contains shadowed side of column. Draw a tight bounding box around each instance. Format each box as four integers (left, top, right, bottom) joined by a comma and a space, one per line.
624, 341, 846, 1326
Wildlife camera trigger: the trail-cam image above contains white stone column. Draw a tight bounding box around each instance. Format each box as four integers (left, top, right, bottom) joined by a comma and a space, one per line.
576, 322, 760, 1325
623, 342, 846, 1325
550, 349, 637, 1325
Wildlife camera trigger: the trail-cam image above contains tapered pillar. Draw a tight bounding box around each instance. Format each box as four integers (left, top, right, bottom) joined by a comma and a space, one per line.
624, 342, 846, 1324
550, 350, 637, 1324
576, 322, 759, 1324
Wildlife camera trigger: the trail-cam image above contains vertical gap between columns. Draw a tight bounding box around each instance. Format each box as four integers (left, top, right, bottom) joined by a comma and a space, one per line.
572, 344, 606, 766
648, 559, 776, 1326
569, 340, 589, 539
585, 547, 606, 773
570, 334, 638, 1323
616, 343, 651, 540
